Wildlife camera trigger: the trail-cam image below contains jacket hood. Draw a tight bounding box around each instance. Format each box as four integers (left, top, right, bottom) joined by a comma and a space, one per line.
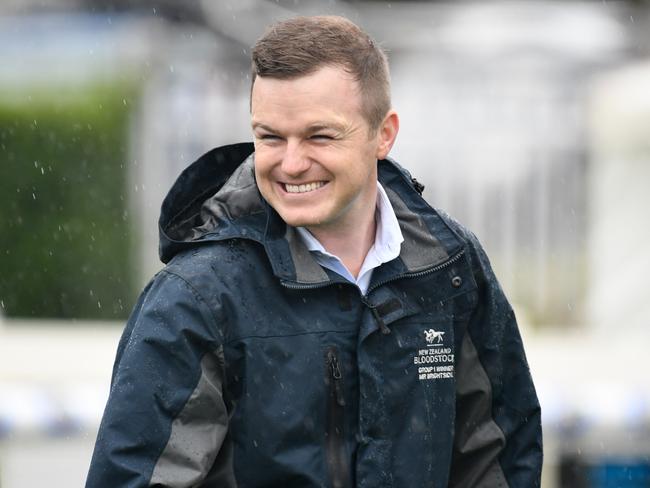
159, 142, 261, 263
159, 142, 465, 284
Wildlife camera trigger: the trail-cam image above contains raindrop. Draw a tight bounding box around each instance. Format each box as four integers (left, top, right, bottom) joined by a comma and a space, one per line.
32, 192, 36, 200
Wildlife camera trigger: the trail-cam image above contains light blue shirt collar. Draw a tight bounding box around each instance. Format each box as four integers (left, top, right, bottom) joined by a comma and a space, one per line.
295, 182, 404, 295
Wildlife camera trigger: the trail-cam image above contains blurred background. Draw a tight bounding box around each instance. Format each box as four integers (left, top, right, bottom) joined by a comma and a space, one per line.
1, 0, 649, 486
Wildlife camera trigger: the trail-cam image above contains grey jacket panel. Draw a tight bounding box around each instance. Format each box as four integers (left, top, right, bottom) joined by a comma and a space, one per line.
450, 330, 508, 487
149, 347, 232, 487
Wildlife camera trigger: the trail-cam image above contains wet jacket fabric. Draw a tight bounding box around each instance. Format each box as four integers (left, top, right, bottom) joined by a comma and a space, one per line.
86, 142, 542, 488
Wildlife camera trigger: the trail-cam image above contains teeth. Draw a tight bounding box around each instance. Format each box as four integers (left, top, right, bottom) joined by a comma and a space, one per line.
285, 182, 325, 193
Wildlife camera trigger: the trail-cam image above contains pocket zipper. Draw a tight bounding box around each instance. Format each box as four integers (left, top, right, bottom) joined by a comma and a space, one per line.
325, 347, 350, 488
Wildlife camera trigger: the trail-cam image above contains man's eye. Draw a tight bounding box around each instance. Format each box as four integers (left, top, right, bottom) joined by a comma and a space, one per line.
310, 134, 333, 141
258, 134, 280, 141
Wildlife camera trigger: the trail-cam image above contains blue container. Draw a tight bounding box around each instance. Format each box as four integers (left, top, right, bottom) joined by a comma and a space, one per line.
589, 460, 650, 488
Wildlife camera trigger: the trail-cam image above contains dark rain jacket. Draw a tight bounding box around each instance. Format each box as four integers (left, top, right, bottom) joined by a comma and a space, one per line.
86, 142, 542, 488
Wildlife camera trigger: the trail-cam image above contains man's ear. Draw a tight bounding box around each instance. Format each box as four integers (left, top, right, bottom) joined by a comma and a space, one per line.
375, 110, 400, 160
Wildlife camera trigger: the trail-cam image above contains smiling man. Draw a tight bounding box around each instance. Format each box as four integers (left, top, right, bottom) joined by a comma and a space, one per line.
86, 16, 542, 488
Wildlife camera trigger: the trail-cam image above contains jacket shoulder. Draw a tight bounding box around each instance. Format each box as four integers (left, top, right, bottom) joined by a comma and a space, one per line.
431, 207, 474, 245
163, 238, 268, 291
432, 208, 492, 261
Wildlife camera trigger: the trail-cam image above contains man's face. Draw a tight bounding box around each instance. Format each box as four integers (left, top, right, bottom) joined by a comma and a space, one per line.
251, 65, 395, 234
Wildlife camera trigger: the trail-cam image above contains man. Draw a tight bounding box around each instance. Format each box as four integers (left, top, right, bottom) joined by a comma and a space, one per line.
86, 15, 542, 488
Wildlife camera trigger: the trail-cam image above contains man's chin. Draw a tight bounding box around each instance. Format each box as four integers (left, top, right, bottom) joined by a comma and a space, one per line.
276, 210, 325, 229
283, 217, 322, 229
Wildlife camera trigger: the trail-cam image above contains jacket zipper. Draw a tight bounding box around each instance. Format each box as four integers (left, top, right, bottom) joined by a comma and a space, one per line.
325, 347, 350, 488
365, 248, 466, 296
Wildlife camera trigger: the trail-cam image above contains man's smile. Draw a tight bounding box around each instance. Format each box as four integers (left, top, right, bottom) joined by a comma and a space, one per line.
282, 181, 328, 194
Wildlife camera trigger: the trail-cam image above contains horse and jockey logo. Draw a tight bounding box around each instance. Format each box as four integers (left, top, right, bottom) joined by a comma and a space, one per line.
424, 329, 445, 345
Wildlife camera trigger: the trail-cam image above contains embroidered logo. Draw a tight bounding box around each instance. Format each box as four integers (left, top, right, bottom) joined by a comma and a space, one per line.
424, 329, 445, 345
414, 328, 454, 381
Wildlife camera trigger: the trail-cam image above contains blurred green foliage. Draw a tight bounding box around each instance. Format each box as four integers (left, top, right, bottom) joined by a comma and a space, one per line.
0, 86, 138, 319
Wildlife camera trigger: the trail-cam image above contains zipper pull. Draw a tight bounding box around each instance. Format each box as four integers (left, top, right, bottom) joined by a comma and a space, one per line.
411, 177, 425, 195
327, 350, 346, 407
370, 307, 391, 335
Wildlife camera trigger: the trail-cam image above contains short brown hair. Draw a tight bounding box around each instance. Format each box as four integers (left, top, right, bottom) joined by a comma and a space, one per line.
251, 15, 391, 132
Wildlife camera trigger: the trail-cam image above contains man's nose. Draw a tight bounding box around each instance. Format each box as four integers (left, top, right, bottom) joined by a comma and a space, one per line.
281, 140, 310, 176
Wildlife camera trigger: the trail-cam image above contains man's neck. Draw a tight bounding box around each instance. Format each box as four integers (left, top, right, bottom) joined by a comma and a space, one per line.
307, 207, 377, 279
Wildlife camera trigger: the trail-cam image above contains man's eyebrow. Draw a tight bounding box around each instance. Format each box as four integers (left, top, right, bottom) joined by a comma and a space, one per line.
305, 122, 347, 133
252, 121, 348, 134
251, 122, 276, 132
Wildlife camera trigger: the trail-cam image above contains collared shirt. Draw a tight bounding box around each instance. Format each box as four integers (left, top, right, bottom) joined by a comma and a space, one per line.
295, 182, 404, 295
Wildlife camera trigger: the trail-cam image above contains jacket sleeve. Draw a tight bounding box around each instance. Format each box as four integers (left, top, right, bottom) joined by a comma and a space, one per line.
85, 270, 232, 488
449, 233, 543, 488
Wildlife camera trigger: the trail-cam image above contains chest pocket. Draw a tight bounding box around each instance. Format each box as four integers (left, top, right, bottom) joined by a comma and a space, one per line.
371, 257, 477, 395
380, 302, 457, 414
